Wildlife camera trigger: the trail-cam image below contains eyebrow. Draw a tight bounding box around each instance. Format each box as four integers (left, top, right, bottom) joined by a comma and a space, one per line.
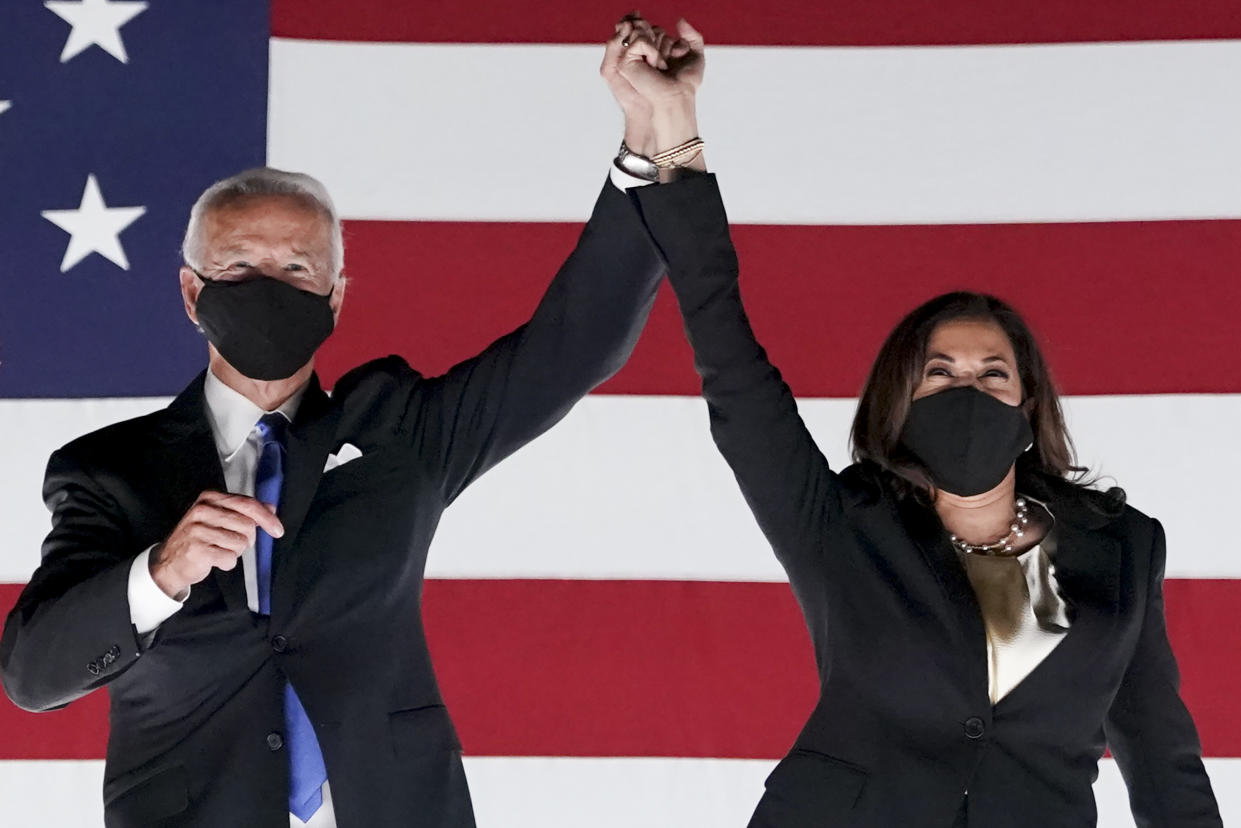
925, 352, 1011, 364
211, 246, 316, 264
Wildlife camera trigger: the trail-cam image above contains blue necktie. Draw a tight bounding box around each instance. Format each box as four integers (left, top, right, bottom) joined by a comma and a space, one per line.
254, 413, 329, 822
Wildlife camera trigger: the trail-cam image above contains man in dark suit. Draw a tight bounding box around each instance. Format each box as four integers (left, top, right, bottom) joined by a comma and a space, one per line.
0, 21, 672, 826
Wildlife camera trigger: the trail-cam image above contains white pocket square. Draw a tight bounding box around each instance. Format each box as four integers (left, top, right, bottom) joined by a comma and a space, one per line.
324, 442, 364, 473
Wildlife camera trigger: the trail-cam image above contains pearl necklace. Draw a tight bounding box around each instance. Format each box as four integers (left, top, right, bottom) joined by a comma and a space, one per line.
951, 497, 1030, 556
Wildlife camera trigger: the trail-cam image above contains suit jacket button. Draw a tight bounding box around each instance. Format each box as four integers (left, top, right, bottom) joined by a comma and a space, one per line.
267, 732, 284, 751
109, 645, 121, 658
271, 635, 288, 653
963, 717, 986, 740
87, 662, 101, 676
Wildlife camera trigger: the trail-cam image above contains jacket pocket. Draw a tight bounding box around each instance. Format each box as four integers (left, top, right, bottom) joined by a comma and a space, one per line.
104, 763, 188, 826
313, 451, 405, 506
388, 703, 462, 759
749, 749, 868, 827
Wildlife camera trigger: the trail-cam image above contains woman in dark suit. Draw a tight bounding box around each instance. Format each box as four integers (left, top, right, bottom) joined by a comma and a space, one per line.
614, 16, 1223, 828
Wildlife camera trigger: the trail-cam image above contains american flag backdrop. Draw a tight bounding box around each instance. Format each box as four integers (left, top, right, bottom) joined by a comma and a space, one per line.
2, 1, 1240, 825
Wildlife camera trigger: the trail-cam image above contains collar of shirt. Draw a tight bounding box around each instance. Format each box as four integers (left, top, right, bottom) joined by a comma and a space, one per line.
202, 368, 308, 462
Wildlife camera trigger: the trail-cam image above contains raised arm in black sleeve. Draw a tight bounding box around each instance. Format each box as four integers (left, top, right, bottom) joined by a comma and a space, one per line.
1104, 519, 1223, 827
630, 173, 841, 567
414, 178, 664, 503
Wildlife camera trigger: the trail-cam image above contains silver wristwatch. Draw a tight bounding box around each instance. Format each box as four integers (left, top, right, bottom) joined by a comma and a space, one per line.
614, 141, 659, 182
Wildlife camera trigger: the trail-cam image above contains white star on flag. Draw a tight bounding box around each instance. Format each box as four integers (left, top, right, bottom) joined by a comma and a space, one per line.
45, 0, 148, 64
0, 101, 10, 116
42, 175, 146, 272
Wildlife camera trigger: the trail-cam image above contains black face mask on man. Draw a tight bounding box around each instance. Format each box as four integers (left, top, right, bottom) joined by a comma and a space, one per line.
192, 273, 335, 381
898, 385, 1034, 497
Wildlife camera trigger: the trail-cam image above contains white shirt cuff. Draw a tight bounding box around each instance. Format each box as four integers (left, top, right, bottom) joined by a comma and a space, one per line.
128, 546, 188, 635
609, 163, 656, 191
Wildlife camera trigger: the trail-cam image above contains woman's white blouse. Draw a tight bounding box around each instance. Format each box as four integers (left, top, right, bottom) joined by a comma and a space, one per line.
957, 530, 1072, 704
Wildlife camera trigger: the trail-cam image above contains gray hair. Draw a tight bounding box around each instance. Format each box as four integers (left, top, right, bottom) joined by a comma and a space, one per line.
181, 167, 344, 277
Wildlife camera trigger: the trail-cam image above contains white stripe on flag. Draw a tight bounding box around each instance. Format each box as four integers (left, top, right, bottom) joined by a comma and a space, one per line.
1, 757, 1237, 827
2, 393, 1238, 583
268, 39, 1241, 225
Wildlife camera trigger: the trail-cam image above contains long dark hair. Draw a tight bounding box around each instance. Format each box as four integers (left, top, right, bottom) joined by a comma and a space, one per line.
850, 292, 1114, 505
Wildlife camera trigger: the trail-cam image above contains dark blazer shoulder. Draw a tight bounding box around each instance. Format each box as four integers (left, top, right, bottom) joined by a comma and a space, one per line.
330, 355, 423, 400
40, 373, 211, 513
1111, 500, 1159, 542
1091, 499, 1161, 588
1027, 474, 1164, 591
50, 398, 193, 479
1023, 472, 1129, 527
835, 462, 889, 509
1110, 501, 1163, 578
328, 356, 429, 448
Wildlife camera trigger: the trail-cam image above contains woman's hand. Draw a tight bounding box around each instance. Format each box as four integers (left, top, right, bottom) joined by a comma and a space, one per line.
601, 14, 667, 157
617, 17, 705, 158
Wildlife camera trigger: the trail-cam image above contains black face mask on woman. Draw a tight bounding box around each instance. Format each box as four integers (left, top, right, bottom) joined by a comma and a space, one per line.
193, 273, 335, 381
898, 385, 1034, 497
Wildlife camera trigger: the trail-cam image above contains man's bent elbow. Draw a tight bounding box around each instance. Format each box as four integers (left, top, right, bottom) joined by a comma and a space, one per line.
0, 625, 75, 713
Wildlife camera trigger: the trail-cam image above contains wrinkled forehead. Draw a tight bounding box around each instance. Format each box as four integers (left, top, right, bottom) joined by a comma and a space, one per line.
201, 194, 333, 260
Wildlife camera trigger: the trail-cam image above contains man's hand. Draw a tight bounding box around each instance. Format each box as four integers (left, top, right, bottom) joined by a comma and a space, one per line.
149, 491, 284, 600
617, 17, 704, 157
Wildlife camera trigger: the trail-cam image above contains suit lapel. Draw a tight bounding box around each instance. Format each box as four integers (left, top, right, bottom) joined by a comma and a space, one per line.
1029, 477, 1122, 620
899, 498, 991, 694
993, 479, 1122, 709
271, 375, 341, 615
1047, 516, 1122, 700
898, 478, 1122, 707
152, 372, 249, 613
1045, 513, 1121, 626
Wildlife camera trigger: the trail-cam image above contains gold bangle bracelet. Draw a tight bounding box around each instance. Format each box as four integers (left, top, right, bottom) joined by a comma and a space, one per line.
651, 137, 706, 168
661, 147, 703, 169
652, 142, 704, 165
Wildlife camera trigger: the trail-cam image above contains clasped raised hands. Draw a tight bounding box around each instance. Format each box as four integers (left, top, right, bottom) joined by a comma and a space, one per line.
601, 13, 705, 163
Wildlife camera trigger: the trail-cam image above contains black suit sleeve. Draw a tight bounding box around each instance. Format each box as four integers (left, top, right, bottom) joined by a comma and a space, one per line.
1104, 519, 1222, 827
415, 179, 663, 503
632, 174, 840, 565
0, 449, 144, 711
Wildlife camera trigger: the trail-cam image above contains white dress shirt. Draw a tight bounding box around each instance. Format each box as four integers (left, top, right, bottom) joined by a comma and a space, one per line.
609, 161, 657, 191
125, 368, 335, 827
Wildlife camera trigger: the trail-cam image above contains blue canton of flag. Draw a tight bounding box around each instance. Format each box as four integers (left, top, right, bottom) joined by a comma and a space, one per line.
0, 0, 270, 398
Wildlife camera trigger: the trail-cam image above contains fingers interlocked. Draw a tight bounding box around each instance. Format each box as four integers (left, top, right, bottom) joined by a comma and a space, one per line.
616, 13, 672, 70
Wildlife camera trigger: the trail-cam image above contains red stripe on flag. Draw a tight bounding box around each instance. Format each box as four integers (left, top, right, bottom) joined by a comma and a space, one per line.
1, 579, 1237, 759
318, 219, 1241, 398
1164, 579, 1240, 758
271, 0, 1241, 46
0, 661, 108, 759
